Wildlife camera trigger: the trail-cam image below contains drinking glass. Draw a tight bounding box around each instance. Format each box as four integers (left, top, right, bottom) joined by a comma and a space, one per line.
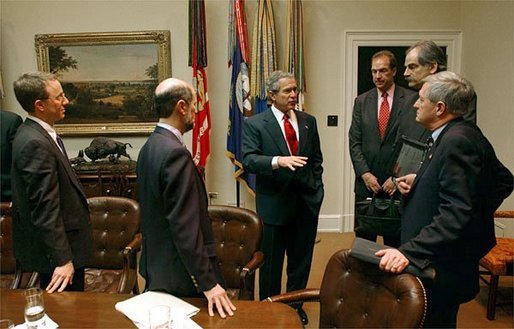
148, 305, 171, 329
23, 288, 46, 329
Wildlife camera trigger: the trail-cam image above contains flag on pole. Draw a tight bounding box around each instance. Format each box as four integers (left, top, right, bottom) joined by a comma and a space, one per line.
189, 0, 211, 169
250, 0, 277, 114
226, 0, 255, 194
286, 0, 306, 110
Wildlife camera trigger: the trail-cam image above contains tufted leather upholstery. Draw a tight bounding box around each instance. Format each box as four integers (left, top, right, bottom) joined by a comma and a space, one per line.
0, 202, 38, 289
266, 249, 427, 328
479, 210, 514, 320
208, 205, 264, 300
84, 196, 141, 294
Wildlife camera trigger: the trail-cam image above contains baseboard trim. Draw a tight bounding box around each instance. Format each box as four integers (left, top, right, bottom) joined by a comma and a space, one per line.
318, 214, 354, 233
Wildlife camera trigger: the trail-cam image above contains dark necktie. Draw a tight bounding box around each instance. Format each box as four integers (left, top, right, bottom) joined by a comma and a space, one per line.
56, 135, 69, 160
378, 92, 390, 140
283, 112, 298, 156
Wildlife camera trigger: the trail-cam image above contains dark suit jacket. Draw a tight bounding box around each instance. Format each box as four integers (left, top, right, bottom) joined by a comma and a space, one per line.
136, 126, 224, 297
1, 111, 22, 202
399, 118, 513, 304
12, 119, 93, 274
349, 85, 416, 198
242, 109, 324, 225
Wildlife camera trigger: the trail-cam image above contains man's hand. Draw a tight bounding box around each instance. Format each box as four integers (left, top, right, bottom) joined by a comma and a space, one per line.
375, 248, 409, 274
361, 172, 381, 194
382, 176, 396, 196
277, 156, 308, 171
395, 174, 416, 196
203, 284, 236, 318
46, 261, 74, 293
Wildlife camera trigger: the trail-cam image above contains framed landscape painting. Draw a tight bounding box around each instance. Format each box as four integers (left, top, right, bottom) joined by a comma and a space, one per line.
35, 30, 171, 136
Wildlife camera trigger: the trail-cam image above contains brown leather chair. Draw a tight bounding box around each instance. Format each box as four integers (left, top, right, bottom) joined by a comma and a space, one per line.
208, 205, 264, 300
266, 249, 427, 328
0, 202, 38, 289
84, 196, 141, 294
479, 210, 514, 320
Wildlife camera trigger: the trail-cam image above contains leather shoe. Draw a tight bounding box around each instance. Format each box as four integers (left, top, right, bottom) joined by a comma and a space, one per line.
296, 307, 309, 326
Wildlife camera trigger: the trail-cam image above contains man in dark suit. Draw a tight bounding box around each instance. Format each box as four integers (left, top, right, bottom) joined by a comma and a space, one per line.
1, 110, 22, 202
11, 72, 93, 293
349, 50, 416, 247
242, 71, 324, 325
377, 72, 513, 328
399, 40, 477, 143
137, 78, 235, 318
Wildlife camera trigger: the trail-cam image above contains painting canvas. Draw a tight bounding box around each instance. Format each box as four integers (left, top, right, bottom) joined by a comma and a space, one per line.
35, 31, 171, 136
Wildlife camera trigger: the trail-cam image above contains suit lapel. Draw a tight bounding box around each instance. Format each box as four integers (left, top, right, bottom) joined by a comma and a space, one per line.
411, 119, 460, 190
296, 111, 309, 155
263, 110, 290, 155
25, 120, 87, 200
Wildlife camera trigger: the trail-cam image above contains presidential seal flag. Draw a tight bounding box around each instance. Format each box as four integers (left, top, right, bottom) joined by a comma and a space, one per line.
226, 0, 255, 194
189, 0, 211, 169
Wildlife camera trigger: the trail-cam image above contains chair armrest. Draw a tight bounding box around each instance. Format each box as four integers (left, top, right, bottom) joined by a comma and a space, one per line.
264, 289, 320, 305
241, 251, 264, 277
123, 233, 142, 256
120, 233, 142, 294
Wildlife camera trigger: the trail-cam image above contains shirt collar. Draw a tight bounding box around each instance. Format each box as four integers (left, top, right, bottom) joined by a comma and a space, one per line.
431, 123, 448, 142
157, 122, 184, 144
27, 115, 57, 139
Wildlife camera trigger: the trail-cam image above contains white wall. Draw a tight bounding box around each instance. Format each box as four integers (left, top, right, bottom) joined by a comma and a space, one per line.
1, 0, 512, 231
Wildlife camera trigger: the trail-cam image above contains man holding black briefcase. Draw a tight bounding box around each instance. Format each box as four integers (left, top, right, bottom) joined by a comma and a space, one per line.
349, 50, 416, 247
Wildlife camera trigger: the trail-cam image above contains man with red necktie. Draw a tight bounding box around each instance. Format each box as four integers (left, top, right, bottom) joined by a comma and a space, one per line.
349, 50, 416, 247
242, 71, 324, 325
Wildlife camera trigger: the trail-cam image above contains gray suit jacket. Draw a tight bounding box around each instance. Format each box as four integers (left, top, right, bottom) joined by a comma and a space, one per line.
12, 119, 93, 273
242, 109, 324, 225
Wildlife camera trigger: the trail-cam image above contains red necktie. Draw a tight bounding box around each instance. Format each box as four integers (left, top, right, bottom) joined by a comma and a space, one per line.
378, 92, 390, 140
283, 113, 298, 155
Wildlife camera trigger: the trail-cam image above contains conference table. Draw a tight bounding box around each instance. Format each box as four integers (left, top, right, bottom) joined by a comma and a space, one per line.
0, 288, 302, 328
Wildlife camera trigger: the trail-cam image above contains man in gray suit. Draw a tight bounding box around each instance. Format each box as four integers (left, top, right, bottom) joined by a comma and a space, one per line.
12, 72, 93, 293
349, 50, 416, 247
242, 71, 324, 325
137, 78, 235, 318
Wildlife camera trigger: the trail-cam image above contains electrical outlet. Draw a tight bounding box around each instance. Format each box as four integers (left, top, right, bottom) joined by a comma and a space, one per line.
208, 192, 218, 199
327, 115, 338, 127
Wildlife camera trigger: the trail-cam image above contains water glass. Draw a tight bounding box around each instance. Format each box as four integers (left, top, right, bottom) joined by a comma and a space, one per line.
0, 319, 14, 329
149, 305, 171, 329
23, 288, 46, 329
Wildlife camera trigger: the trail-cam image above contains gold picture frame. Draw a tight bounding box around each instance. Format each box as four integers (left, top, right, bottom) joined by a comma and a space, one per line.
35, 30, 171, 136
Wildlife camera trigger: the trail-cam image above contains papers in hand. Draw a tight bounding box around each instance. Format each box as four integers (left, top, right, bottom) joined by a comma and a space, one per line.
115, 291, 201, 329
350, 237, 436, 280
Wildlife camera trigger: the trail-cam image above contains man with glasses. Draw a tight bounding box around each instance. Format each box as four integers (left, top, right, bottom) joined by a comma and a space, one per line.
11, 72, 93, 293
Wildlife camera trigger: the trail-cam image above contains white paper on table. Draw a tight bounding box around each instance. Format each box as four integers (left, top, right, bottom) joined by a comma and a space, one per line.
114, 291, 201, 329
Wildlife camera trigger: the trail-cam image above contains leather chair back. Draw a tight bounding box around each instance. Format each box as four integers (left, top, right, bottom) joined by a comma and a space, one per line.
319, 249, 426, 328
85, 196, 141, 293
0, 202, 38, 289
209, 205, 263, 300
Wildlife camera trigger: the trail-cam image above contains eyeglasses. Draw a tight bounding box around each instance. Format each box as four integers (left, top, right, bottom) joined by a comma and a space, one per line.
42, 92, 67, 102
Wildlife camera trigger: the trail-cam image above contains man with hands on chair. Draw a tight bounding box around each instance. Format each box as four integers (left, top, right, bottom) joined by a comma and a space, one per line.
376, 72, 513, 328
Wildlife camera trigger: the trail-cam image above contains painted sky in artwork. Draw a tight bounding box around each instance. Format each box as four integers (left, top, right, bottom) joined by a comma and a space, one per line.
56, 44, 157, 81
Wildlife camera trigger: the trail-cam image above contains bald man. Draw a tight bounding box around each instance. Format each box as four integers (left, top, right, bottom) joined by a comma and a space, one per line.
137, 78, 236, 318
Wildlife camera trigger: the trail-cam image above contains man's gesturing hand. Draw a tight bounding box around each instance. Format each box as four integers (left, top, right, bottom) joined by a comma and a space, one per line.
277, 156, 308, 171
